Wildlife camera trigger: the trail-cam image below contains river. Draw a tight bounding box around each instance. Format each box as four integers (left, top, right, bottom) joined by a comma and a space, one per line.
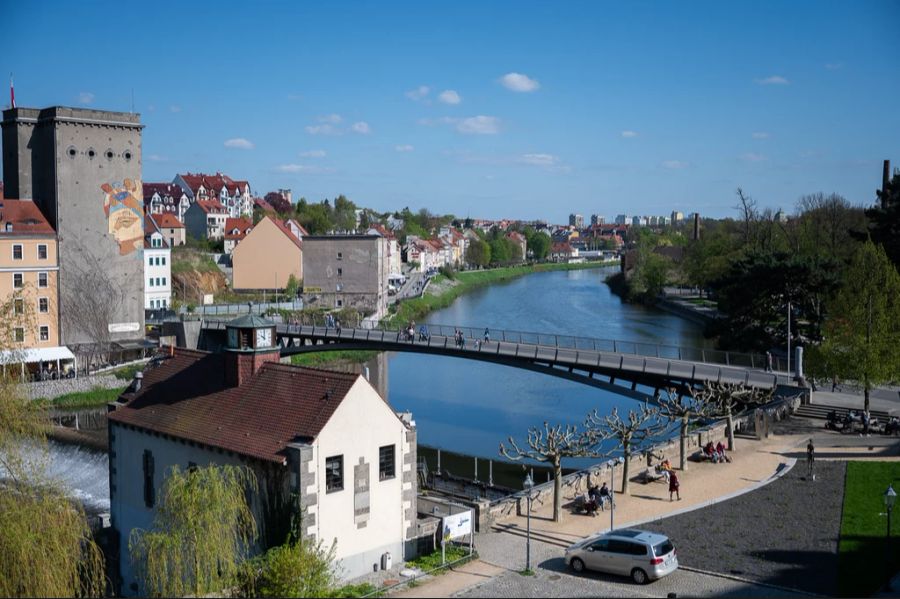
387, 266, 712, 467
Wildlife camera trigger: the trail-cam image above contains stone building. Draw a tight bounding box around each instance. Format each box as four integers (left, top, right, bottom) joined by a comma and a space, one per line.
302, 234, 389, 317
107, 315, 417, 593
2, 106, 146, 345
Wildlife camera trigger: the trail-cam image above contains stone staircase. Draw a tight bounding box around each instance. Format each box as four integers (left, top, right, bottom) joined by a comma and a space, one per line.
794, 403, 893, 421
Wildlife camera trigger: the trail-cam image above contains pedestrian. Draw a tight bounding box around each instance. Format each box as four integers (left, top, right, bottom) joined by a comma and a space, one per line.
863, 409, 871, 437
832, 376, 840, 393
668, 472, 681, 501
766, 351, 773, 373
335, 318, 341, 335
806, 439, 815, 480
484, 328, 490, 343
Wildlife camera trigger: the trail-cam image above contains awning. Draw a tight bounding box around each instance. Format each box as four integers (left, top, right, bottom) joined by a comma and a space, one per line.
0, 346, 76, 365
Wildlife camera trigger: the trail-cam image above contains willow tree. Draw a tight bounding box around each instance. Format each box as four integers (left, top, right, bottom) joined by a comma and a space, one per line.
500, 421, 595, 522
585, 404, 667, 495
130, 464, 258, 598
0, 290, 106, 597
658, 388, 717, 471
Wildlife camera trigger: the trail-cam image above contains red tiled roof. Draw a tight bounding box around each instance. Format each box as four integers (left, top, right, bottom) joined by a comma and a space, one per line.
551, 242, 573, 253
269, 217, 302, 250
144, 215, 170, 249
506, 231, 526, 242
150, 213, 184, 229
0, 199, 55, 235
224, 217, 253, 240
195, 199, 227, 214
109, 348, 360, 464
144, 182, 187, 201
368, 223, 395, 239
284, 219, 309, 238
179, 172, 248, 196
254, 198, 276, 213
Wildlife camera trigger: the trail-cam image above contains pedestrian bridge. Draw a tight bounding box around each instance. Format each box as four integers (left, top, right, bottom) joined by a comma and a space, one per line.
201, 321, 801, 400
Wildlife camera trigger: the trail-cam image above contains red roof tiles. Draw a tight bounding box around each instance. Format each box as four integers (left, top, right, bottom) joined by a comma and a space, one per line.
150, 213, 184, 229
109, 348, 360, 464
0, 199, 55, 235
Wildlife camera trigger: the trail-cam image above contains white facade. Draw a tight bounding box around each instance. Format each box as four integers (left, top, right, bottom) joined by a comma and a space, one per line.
144, 233, 171, 309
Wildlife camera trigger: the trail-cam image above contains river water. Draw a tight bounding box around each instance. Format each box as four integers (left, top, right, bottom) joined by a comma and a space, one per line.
40, 265, 711, 507
386, 266, 712, 467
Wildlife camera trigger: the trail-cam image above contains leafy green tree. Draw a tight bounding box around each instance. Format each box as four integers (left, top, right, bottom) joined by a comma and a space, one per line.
864, 173, 900, 268
809, 240, 900, 411
130, 464, 258, 598
465, 239, 491, 268
526, 231, 550, 260
488, 238, 511, 265
285, 274, 300, 297
237, 539, 337, 598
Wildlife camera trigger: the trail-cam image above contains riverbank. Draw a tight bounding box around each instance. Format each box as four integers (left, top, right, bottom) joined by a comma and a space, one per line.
386, 260, 616, 327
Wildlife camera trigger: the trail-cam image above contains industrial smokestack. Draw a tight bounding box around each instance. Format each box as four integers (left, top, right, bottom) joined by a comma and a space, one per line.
692, 213, 700, 241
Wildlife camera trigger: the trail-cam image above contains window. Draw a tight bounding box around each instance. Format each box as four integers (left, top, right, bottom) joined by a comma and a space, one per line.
337, 268, 343, 277
38, 244, 47, 260
149, 278, 154, 287
13, 273, 23, 288
12, 244, 23, 260
38, 272, 48, 288
325, 455, 343, 493
162, 277, 167, 286
39, 326, 49, 341
143, 450, 155, 508
161, 257, 166, 266
379, 445, 396, 480
14, 299, 24, 315
39, 297, 48, 313
14, 328, 24, 343
337, 252, 343, 260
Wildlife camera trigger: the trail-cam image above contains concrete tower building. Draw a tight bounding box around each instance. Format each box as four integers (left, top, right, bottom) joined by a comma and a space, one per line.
2, 106, 145, 346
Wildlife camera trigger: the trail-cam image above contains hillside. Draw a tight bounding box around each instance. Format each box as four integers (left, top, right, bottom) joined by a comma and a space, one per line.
171, 249, 227, 304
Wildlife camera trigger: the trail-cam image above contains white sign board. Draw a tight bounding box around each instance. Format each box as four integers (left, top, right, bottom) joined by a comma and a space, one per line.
203, 294, 214, 305
442, 510, 473, 541
108, 322, 141, 333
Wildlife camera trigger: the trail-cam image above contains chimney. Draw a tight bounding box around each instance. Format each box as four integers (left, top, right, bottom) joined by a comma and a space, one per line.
884, 160, 891, 206
225, 348, 280, 388
692, 213, 701, 241
132, 371, 143, 393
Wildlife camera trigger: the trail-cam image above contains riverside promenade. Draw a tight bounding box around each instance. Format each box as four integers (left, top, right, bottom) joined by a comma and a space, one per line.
389, 417, 900, 598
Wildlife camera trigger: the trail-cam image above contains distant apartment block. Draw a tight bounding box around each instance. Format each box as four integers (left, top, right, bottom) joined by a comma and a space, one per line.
302, 234, 389, 318
143, 182, 190, 222
144, 218, 171, 310
671, 211, 684, 224
615, 214, 630, 225
184, 199, 228, 241
568, 213, 584, 228
590, 214, 605, 226
174, 172, 252, 218
232, 217, 302, 291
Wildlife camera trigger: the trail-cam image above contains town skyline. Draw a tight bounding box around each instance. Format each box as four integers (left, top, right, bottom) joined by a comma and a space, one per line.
3, 1, 899, 222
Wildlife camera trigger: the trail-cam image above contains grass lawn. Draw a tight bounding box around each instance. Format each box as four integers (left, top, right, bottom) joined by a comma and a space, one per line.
290, 350, 380, 367
838, 461, 900, 596
37, 386, 127, 409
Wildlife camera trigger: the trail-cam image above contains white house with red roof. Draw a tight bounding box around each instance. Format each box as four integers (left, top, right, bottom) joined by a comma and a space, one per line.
149, 213, 185, 248
143, 217, 171, 309
107, 315, 418, 594
174, 172, 252, 218
223, 217, 254, 255
183, 199, 228, 241
142, 183, 190, 222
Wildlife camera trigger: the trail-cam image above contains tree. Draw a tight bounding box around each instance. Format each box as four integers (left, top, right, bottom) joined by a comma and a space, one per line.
500, 421, 595, 522
658, 388, 717, 471
734, 187, 759, 247
809, 240, 900, 411
527, 231, 550, 260
693, 382, 772, 450
238, 540, 337, 598
130, 464, 258, 598
0, 292, 106, 598
264, 192, 292, 215
465, 239, 491, 268
488, 237, 512, 266
864, 172, 900, 268
584, 404, 666, 495
285, 274, 300, 297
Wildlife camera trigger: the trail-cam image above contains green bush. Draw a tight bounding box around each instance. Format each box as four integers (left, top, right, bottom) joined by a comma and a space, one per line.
405, 545, 473, 572
237, 540, 337, 598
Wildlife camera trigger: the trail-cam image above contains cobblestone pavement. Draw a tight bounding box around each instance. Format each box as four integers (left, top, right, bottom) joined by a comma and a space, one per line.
455, 560, 811, 598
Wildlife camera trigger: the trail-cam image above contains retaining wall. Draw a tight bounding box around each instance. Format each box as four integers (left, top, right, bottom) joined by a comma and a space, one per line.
23, 374, 125, 401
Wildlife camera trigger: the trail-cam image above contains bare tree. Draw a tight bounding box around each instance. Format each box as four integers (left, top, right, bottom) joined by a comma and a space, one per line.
734, 188, 759, 247
658, 388, 717, 471
60, 241, 129, 369
585, 404, 667, 495
693, 382, 773, 450
500, 421, 595, 522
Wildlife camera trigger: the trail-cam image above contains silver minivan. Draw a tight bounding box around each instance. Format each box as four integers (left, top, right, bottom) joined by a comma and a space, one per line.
564, 529, 678, 584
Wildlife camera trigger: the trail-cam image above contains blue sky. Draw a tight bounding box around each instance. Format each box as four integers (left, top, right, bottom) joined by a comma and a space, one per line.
2, 0, 898, 222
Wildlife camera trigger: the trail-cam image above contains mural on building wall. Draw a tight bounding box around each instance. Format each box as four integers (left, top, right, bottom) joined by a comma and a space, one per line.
100, 179, 144, 255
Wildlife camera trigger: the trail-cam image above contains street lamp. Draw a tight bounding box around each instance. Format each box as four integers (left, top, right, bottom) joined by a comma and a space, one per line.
886, 484, 897, 580
609, 456, 625, 532
523, 472, 534, 573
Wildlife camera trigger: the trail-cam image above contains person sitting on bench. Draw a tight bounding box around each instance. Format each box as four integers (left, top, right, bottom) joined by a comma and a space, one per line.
596, 482, 612, 510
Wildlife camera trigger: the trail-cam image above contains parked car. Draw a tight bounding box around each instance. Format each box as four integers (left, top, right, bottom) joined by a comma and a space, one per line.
564, 529, 678, 584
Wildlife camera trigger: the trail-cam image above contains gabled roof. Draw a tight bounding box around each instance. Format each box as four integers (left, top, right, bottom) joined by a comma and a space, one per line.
254, 198, 275, 213
284, 218, 309, 237
179, 172, 248, 196
506, 231, 526, 242
144, 182, 187, 201
108, 348, 360, 464
144, 214, 170, 249
150, 213, 184, 229
0, 199, 56, 235
194, 199, 227, 214
367, 223, 395, 239
224, 217, 253, 240
551, 241, 573, 253
269, 217, 302, 250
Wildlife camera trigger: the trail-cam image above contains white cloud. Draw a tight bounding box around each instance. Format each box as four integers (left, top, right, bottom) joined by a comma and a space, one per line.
169, 105, 182, 113
740, 152, 767, 162
457, 115, 500, 135
621, 130, 638, 138
825, 62, 844, 71
300, 149, 326, 158
78, 92, 95, 105
405, 86, 430, 101
662, 160, 689, 169
305, 124, 338, 136
752, 132, 770, 139
499, 72, 540, 92
755, 75, 790, 85
318, 113, 343, 124
351, 121, 371, 134
146, 154, 167, 162
395, 145, 414, 152
518, 153, 559, 167
438, 90, 461, 105
276, 163, 336, 174
224, 138, 254, 150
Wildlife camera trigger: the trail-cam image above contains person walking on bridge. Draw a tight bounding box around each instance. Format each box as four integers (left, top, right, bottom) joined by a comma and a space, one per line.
484, 328, 490, 343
